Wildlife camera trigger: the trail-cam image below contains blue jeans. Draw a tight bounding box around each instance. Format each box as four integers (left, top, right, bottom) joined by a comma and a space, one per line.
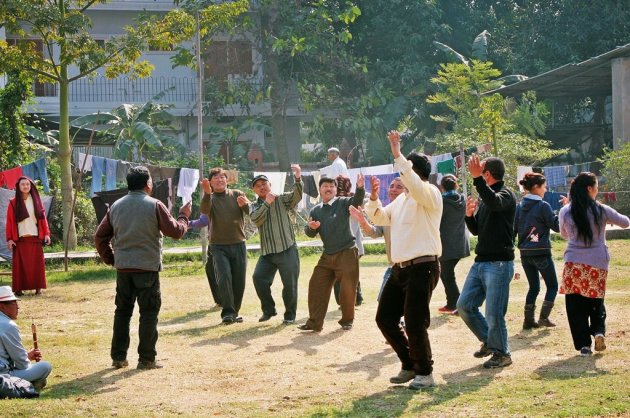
457, 261, 513, 355
521, 255, 558, 305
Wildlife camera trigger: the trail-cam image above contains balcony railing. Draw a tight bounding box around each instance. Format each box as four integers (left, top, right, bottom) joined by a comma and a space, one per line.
69, 76, 197, 103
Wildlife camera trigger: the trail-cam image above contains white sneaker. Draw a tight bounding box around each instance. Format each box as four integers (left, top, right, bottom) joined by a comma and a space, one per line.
409, 374, 435, 390
594, 334, 606, 352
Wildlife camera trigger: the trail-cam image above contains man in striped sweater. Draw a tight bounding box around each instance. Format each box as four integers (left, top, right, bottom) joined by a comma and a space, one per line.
249, 164, 303, 325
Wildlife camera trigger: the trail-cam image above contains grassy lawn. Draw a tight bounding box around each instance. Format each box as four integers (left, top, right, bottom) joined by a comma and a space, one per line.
1, 239, 629, 417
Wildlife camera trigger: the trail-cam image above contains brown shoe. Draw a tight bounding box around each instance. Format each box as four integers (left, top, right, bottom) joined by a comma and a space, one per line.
137, 360, 163, 370
297, 324, 321, 332
112, 359, 129, 369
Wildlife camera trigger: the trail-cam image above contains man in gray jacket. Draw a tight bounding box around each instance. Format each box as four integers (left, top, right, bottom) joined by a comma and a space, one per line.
95, 166, 191, 370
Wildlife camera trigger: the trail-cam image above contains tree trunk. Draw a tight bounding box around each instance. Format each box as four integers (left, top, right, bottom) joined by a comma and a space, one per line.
58, 71, 77, 250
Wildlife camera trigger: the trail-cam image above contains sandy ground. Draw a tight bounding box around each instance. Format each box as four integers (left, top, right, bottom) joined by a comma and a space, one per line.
7, 251, 630, 417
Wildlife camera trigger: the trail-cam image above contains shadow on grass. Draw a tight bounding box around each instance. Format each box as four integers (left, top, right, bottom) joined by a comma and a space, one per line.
160, 308, 217, 326
533, 353, 608, 380
308, 364, 504, 417
46, 367, 142, 399
334, 348, 400, 381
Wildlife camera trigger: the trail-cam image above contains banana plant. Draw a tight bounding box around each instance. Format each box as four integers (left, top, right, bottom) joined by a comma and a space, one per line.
73, 91, 185, 161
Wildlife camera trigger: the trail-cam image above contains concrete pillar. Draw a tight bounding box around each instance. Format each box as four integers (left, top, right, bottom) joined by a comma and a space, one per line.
611, 57, 630, 149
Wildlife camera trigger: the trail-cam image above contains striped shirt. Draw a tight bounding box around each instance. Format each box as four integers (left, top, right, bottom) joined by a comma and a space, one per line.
250, 179, 302, 256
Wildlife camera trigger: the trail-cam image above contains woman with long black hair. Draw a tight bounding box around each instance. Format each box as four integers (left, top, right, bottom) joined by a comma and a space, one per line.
5, 177, 50, 296
559, 172, 629, 356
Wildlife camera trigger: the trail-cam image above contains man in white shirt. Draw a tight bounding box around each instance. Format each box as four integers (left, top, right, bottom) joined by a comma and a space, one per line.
364, 131, 443, 390
327, 147, 349, 177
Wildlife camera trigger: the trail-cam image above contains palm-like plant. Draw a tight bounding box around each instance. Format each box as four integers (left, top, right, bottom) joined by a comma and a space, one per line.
74, 91, 185, 162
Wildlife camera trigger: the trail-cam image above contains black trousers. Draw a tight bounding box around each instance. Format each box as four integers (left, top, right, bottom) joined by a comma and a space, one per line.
565, 293, 606, 350
212, 242, 247, 319
439, 258, 461, 309
252, 245, 300, 320
376, 260, 440, 376
204, 247, 222, 306
111, 271, 161, 363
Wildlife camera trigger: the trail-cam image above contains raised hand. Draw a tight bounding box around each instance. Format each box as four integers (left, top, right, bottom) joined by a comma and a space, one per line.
369, 175, 380, 201
356, 173, 365, 189
291, 163, 301, 179
387, 130, 402, 158
180, 201, 192, 218
467, 153, 484, 178
201, 178, 212, 194
349, 205, 364, 222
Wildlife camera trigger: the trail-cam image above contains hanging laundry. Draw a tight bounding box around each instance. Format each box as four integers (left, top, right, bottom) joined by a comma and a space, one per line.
601, 192, 617, 203
21, 158, 50, 193
365, 173, 400, 206
225, 170, 239, 185
437, 158, 456, 175
77, 152, 93, 173
91, 156, 106, 196
301, 174, 318, 198
544, 166, 567, 188
116, 160, 131, 181
177, 167, 199, 204
543, 191, 567, 212
517, 166, 533, 192
105, 158, 118, 191
430, 153, 452, 174
0, 166, 24, 189
253, 171, 286, 195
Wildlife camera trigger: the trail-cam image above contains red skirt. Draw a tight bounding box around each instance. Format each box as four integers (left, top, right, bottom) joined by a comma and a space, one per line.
12, 236, 47, 292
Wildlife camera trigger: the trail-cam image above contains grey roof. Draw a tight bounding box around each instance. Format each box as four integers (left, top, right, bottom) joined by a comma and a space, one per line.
487, 43, 630, 98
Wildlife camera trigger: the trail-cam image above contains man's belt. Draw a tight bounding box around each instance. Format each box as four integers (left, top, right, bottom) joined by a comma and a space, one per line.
396, 255, 438, 268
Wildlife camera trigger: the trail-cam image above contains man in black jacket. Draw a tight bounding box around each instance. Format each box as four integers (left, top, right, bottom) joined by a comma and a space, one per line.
457, 155, 516, 369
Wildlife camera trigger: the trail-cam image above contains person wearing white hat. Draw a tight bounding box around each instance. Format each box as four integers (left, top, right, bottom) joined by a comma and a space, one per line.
0, 286, 52, 390
327, 146, 349, 177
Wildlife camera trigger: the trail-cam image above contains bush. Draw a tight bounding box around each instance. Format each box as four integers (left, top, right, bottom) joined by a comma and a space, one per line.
49, 191, 97, 247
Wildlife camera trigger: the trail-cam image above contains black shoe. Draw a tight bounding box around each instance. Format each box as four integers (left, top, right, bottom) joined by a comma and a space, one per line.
474, 343, 492, 358
235, 316, 243, 323
258, 313, 276, 322
15, 291, 24, 297
355, 299, 363, 306
282, 319, 295, 325
222, 316, 235, 325
483, 353, 512, 368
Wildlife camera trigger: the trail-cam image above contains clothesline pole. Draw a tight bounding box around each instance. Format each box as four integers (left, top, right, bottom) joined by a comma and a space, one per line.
196, 11, 208, 264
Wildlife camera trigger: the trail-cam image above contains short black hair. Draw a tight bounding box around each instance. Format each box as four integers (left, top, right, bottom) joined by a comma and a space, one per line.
483, 157, 505, 181
319, 177, 338, 187
406, 152, 431, 180
127, 166, 151, 191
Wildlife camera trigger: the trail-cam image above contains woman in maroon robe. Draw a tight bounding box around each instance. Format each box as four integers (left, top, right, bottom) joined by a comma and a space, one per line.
5, 177, 50, 295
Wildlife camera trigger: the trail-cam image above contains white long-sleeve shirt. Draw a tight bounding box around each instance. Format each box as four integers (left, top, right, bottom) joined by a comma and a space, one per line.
365, 155, 442, 263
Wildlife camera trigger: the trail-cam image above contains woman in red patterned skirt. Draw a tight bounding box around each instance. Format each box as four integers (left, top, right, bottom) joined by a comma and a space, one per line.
558, 172, 629, 356
5, 177, 51, 296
